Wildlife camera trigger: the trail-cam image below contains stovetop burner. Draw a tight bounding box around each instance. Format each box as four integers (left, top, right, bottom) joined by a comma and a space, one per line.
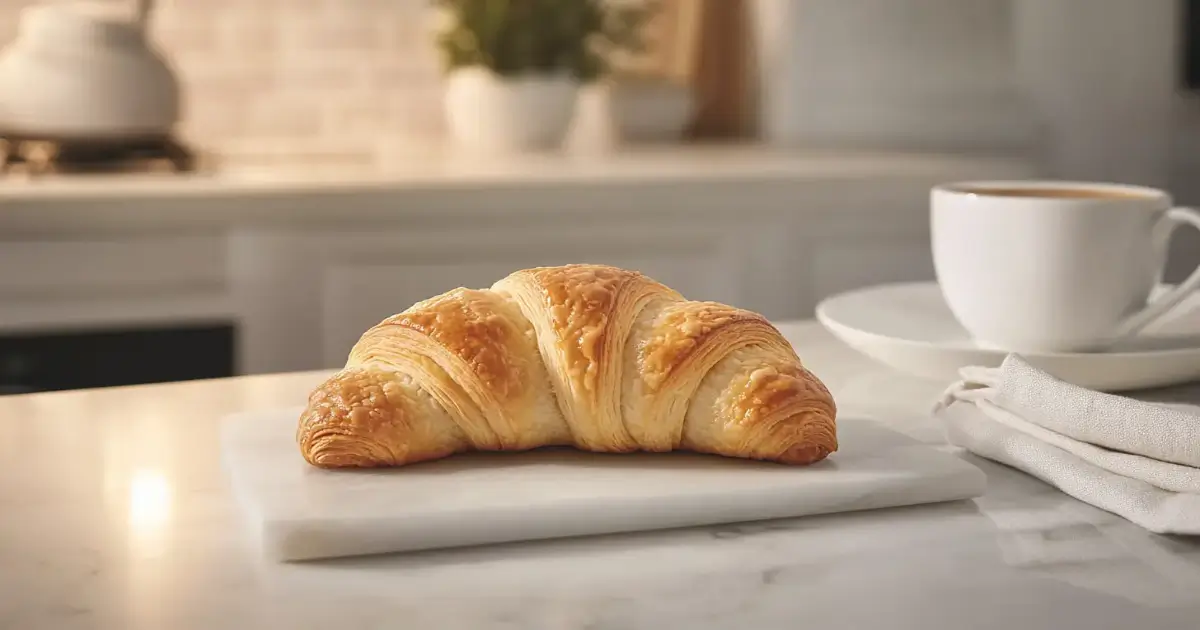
0, 133, 198, 175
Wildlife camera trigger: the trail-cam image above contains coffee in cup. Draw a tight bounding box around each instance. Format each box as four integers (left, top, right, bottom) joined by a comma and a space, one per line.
931, 181, 1200, 353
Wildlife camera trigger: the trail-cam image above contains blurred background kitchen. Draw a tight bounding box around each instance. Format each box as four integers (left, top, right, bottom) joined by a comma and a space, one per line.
0, 0, 1196, 394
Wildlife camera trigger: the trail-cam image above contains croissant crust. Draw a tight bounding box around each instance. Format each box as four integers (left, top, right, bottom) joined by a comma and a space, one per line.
297, 264, 837, 468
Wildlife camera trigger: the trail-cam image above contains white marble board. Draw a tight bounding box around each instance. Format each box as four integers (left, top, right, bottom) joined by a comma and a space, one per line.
222, 407, 986, 562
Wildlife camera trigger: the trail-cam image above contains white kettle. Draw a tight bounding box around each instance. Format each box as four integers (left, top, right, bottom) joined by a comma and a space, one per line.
0, 0, 180, 139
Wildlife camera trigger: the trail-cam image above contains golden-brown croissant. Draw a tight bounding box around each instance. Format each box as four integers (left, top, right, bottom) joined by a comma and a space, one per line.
297, 264, 837, 468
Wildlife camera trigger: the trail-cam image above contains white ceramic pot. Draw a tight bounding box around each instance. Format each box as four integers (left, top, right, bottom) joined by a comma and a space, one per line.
443, 68, 579, 153
0, 1, 180, 138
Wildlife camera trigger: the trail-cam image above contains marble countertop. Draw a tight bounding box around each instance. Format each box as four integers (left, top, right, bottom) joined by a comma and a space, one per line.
2, 321, 1198, 629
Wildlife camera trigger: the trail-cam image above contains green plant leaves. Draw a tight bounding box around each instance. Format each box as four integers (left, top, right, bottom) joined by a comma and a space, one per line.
430, 0, 657, 81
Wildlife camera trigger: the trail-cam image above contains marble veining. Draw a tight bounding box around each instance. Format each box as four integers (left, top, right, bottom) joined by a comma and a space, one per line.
1, 322, 1199, 629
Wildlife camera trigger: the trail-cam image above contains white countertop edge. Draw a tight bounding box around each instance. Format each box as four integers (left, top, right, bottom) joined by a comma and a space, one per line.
0, 146, 1037, 237
0, 145, 1035, 201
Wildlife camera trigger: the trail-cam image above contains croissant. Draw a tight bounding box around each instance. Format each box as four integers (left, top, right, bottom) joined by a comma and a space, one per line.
297, 264, 837, 468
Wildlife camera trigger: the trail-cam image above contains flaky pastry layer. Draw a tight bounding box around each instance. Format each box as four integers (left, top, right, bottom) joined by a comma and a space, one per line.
297, 264, 837, 468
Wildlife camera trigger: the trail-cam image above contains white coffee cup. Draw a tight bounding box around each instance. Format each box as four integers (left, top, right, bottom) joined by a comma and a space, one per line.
931, 181, 1200, 353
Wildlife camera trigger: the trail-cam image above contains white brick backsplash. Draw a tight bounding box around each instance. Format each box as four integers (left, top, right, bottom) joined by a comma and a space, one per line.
280, 16, 385, 52
275, 58, 372, 93
214, 15, 280, 57
216, 137, 379, 169
386, 86, 447, 138
0, 0, 441, 165
181, 99, 247, 141
181, 64, 276, 97
370, 59, 439, 89
247, 98, 325, 138
323, 98, 393, 138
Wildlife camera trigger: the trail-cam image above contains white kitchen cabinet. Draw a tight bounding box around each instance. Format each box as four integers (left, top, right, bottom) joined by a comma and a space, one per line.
0, 234, 231, 333
227, 211, 939, 374
231, 221, 744, 373
0, 146, 1038, 376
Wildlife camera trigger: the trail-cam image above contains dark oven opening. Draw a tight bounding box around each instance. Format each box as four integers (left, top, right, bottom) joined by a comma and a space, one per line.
1183, 0, 1200, 90
0, 323, 237, 395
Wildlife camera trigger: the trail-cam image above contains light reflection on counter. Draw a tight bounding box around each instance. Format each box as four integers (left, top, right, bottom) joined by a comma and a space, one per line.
128, 468, 171, 540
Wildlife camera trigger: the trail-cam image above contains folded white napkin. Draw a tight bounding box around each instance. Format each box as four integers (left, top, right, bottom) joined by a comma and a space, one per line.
934, 355, 1200, 535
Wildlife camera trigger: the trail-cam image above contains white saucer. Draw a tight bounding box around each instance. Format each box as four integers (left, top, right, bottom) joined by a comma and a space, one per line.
815, 282, 1200, 391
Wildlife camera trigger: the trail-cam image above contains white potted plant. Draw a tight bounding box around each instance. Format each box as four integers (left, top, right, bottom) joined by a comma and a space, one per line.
432, 0, 655, 154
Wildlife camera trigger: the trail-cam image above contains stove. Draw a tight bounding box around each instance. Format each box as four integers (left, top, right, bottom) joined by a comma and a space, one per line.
0, 133, 199, 175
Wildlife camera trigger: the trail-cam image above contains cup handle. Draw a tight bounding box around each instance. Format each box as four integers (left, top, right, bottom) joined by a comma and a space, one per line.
1112, 206, 1200, 340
